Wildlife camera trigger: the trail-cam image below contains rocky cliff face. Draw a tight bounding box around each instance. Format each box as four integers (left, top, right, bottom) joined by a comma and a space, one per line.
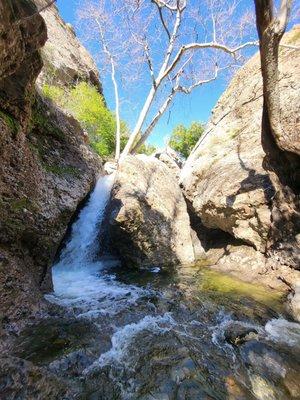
34, 0, 101, 90
0, 0, 101, 331
181, 27, 300, 254
0, 0, 47, 127
108, 156, 195, 268
180, 26, 300, 295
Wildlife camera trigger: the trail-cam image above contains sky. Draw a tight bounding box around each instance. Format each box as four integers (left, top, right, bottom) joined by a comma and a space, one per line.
56, 0, 257, 148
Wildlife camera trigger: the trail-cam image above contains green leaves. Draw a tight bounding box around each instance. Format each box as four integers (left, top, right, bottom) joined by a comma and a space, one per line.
169, 121, 204, 159
42, 82, 128, 158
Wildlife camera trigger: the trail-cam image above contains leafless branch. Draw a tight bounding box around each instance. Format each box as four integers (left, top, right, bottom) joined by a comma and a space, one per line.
152, 0, 171, 39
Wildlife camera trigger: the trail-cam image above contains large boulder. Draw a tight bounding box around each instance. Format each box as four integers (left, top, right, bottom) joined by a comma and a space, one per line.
181, 26, 300, 253
108, 156, 195, 268
0, 0, 102, 327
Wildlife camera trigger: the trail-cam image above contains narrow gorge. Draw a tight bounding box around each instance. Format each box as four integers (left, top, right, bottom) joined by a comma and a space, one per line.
0, 1, 299, 399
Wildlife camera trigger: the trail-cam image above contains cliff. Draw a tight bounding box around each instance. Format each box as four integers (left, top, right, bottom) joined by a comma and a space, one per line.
0, 0, 102, 332
181, 26, 300, 293
34, 0, 101, 90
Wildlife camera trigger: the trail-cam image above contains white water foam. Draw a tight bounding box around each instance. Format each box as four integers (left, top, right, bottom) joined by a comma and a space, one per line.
85, 313, 176, 372
265, 318, 300, 347
45, 173, 146, 316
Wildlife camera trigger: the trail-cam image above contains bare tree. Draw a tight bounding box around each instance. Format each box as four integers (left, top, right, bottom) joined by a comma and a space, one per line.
119, 0, 259, 159
78, 0, 124, 160
79, 0, 258, 161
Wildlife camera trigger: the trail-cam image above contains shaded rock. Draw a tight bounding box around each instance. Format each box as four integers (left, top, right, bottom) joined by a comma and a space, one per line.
0, 0, 47, 126
34, 0, 101, 90
181, 26, 300, 255
0, 0, 102, 328
240, 339, 300, 399
108, 155, 195, 268
0, 356, 73, 399
0, 94, 101, 327
224, 322, 258, 346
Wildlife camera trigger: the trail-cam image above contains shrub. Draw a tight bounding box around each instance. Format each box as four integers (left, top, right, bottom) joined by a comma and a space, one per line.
42, 82, 156, 159
42, 82, 125, 158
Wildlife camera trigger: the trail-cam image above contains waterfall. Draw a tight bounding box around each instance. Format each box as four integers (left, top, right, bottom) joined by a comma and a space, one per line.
47, 172, 145, 316
55, 173, 114, 270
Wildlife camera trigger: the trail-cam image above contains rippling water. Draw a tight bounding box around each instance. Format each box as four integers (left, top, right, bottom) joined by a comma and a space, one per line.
38, 175, 300, 399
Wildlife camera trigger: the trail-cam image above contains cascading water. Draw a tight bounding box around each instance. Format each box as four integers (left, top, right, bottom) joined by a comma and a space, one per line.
47, 173, 146, 316
41, 174, 300, 399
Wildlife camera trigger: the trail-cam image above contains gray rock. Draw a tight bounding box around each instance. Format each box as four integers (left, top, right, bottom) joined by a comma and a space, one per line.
181, 26, 300, 254
108, 155, 195, 268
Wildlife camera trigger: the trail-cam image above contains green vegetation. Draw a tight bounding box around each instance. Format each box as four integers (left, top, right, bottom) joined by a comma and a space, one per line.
0, 110, 19, 134
42, 82, 155, 158
137, 143, 157, 155
43, 163, 81, 177
169, 122, 204, 158
31, 107, 65, 140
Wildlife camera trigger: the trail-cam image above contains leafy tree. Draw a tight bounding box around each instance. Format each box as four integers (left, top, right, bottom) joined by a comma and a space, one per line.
169, 122, 204, 159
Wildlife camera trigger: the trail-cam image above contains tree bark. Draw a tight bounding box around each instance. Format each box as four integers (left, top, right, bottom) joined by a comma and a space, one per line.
254, 0, 300, 192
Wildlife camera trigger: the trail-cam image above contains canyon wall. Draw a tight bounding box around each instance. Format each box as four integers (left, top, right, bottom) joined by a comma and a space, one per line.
0, 0, 102, 330
180, 26, 300, 291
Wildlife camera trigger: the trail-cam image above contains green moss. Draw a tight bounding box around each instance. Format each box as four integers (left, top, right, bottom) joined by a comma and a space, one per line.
229, 128, 241, 139
43, 163, 81, 177
10, 198, 30, 211
42, 84, 65, 105
8, 197, 39, 213
197, 268, 284, 312
30, 108, 64, 140
0, 110, 19, 133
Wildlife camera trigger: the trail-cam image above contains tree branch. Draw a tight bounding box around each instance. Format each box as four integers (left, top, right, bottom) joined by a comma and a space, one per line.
152, 0, 171, 39
177, 63, 220, 94
277, 0, 293, 33
144, 39, 157, 87
163, 40, 259, 79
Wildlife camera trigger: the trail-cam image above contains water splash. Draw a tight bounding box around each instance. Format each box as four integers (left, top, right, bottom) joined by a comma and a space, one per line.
46, 173, 147, 316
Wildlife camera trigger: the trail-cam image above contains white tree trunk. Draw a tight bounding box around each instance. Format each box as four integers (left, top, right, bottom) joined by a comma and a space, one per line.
111, 59, 121, 161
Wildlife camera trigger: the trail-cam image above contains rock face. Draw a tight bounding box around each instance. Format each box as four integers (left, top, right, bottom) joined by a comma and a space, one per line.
108, 156, 195, 268
181, 26, 300, 254
0, 0, 47, 126
154, 147, 182, 179
34, 0, 101, 90
0, 0, 101, 328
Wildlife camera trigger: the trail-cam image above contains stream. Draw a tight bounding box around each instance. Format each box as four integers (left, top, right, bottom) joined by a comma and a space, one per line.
15, 175, 300, 399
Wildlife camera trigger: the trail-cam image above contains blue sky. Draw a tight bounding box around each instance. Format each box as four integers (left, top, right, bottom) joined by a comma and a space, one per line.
56, 0, 257, 148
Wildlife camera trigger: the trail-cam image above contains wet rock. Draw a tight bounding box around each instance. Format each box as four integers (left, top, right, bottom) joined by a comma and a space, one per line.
223, 322, 258, 346
0, 356, 73, 399
108, 155, 195, 268
240, 339, 300, 399
289, 280, 300, 322
13, 319, 101, 366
